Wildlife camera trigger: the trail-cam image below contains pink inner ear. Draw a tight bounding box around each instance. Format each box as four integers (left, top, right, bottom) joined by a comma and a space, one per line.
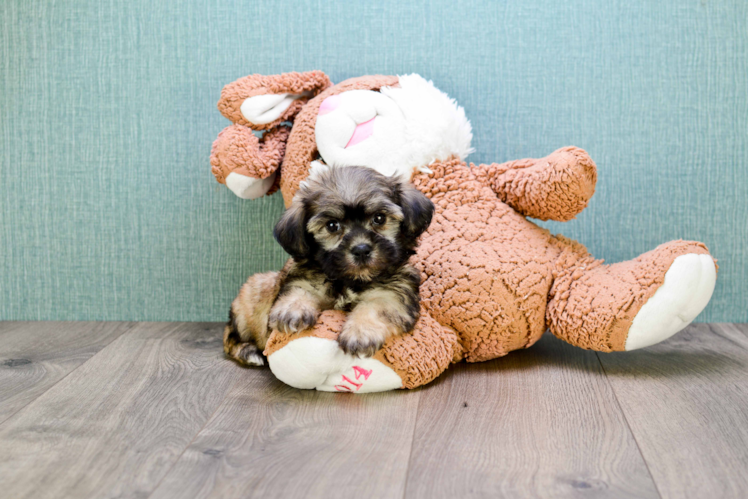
318, 95, 341, 115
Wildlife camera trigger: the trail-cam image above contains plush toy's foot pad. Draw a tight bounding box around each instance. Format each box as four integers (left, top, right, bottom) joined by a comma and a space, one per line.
225, 171, 277, 200
626, 253, 716, 350
267, 336, 402, 393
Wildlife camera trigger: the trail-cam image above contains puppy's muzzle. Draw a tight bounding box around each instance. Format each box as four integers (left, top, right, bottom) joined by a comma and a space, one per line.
350, 243, 373, 263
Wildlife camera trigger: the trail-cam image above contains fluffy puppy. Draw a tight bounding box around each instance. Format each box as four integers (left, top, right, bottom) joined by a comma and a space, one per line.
223, 165, 434, 364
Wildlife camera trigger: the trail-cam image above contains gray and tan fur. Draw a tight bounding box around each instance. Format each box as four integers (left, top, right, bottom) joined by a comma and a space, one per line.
223, 270, 282, 366
224, 165, 434, 364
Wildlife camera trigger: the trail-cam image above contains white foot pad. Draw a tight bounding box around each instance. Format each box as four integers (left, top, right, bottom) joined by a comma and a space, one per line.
626, 253, 717, 351
225, 171, 277, 200
267, 336, 402, 393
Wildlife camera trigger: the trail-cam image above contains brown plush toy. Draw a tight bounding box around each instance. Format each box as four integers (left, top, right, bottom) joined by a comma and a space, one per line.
211, 71, 717, 393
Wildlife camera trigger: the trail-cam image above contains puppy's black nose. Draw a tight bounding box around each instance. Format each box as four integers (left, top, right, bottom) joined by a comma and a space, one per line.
351, 243, 372, 259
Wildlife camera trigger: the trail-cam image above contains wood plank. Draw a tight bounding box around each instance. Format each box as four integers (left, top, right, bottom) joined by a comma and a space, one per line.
0, 322, 241, 498
151, 373, 421, 498
0, 321, 131, 425
405, 333, 658, 498
597, 323, 748, 498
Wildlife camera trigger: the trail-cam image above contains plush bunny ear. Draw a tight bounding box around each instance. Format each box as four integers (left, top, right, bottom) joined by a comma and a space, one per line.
218, 71, 331, 131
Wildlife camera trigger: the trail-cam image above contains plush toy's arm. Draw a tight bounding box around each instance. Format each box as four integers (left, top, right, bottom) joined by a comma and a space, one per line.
210, 125, 289, 199
264, 308, 464, 392
472, 146, 597, 221
211, 71, 331, 199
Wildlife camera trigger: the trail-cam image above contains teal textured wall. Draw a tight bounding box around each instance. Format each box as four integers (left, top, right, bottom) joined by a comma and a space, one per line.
1, 0, 746, 322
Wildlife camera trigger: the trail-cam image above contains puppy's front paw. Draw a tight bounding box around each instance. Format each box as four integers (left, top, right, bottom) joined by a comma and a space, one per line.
268, 302, 319, 334
338, 320, 387, 358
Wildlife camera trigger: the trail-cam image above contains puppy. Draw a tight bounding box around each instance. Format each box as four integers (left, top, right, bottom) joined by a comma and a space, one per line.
223, 165, 434, 365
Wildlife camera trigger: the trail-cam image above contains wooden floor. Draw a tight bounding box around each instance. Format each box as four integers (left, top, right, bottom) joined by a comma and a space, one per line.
0, 323, 747, 498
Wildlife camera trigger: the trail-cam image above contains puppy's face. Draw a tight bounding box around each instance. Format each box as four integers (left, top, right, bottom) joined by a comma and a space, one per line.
274, 166, 434, 282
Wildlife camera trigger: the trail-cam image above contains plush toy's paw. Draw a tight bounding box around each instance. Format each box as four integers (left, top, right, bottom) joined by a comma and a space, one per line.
224, 171, 277, 200
268, 302, 320, 334
626, 253, 717, 350
210, 124, 289, 199
267, 337, 402, 393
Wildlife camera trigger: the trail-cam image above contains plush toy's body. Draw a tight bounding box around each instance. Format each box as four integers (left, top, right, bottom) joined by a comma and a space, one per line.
211, 71, 717, 393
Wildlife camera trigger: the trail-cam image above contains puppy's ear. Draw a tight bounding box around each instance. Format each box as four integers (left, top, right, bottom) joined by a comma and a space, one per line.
396, 182, 435, 241
273, 202, 309, 260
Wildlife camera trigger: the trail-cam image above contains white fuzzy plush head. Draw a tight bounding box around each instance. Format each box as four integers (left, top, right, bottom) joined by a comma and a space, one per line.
314, 74, 474, 180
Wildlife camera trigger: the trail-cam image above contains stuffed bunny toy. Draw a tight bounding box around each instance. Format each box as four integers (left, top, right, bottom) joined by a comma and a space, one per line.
211, 71, 717, 393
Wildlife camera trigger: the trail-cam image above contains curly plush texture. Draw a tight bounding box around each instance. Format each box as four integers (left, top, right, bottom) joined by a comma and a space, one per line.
264, 307, 464, 389
409, 158, 556, 362
210, 125, 290, 192
547, 238, 712, 351
472, 146, 598, 222
211, 71, 717, 391
375, 309, 464, 389
217, 71, 331, 130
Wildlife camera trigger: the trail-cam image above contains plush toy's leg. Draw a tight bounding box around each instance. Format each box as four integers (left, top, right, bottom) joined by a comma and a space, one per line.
264, 308, 463, 392
547, 239, 717, 352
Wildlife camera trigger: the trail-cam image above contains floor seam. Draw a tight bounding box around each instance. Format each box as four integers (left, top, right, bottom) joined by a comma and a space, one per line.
401, 390, 423, 499
0, 321, 137, 428
595, 352, 664, 499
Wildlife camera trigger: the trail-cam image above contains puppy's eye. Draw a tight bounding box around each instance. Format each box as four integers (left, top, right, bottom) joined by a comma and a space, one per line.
326, 220, 340, 233
372, 213, 386, 226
